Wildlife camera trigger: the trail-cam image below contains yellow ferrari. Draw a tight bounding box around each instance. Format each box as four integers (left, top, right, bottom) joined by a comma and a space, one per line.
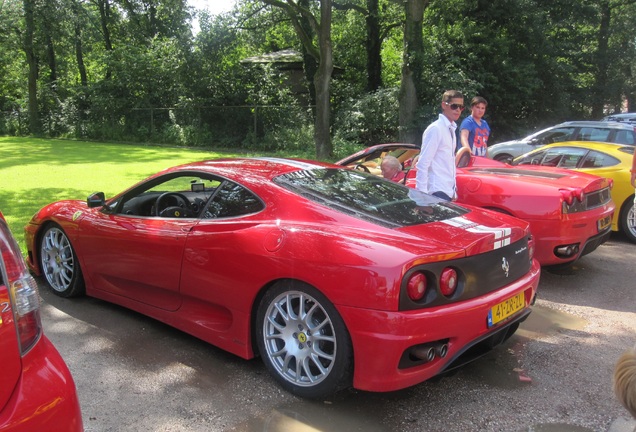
513, 141, 636, 242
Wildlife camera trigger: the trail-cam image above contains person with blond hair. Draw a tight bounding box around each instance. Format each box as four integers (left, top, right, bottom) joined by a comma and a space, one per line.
614, 345, 636, 418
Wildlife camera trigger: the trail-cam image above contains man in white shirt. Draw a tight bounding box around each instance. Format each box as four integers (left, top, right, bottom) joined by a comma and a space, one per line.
415, 90, 464, 201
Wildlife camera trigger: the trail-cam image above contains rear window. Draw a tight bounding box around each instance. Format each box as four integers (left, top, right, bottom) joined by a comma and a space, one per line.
274, 168, 468, 228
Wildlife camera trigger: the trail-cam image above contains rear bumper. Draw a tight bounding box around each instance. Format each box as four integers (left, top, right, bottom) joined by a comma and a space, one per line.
338, 259, 540, 392
527, 207, 614, 266
0, 336, 83, 432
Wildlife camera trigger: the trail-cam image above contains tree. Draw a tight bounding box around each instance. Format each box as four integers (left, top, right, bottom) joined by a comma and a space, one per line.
22, 0, 40, 134
398, 0, 426, 144
261, 0, 333, 159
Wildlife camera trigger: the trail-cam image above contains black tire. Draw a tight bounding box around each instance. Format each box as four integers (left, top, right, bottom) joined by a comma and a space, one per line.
619, 195, 636, 243
39, 223, 85, 297
256, 281, 353, 399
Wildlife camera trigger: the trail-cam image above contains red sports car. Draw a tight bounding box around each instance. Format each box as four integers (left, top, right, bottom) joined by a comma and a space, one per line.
337, 144, 615, 267
1, 211, 83, 432
25, 158, 539, 398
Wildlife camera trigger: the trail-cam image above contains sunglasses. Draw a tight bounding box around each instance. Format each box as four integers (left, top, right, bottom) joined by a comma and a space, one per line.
444, 102, 465, 110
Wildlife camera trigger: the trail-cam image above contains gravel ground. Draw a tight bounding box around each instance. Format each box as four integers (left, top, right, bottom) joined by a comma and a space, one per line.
39, 234, 636, 432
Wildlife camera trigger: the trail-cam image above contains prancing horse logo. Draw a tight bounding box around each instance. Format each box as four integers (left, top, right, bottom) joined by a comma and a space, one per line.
501, 257, 510, 277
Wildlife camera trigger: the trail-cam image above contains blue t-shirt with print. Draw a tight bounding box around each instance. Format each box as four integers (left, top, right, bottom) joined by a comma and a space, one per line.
460, 116, 490, 157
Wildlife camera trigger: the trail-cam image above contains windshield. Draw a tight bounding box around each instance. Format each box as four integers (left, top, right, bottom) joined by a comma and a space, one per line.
274, 168, 468, 228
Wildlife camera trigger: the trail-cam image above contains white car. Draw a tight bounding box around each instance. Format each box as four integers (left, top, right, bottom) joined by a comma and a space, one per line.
602, 112, 636, 125
487, 120, 636, 163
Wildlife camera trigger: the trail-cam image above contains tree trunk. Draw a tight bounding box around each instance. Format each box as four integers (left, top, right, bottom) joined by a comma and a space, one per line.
591, 0, 611, 118
399, 0, 426, 144
23, 0, 40, 135
366, 0, 382, 91
299, 0, 317, 108
97, 0, 113, 79
314, 0, 333, 159
75, 23, 88, 88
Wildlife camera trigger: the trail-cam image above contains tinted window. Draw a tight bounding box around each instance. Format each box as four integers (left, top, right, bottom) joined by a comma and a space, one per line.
203, 181, 264, 219
274, 168, 468, 228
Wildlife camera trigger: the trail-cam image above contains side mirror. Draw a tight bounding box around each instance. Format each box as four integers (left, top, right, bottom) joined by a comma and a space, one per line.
87, 192, 105, 208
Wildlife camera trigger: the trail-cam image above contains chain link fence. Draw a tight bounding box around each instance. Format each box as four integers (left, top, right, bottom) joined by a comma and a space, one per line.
1, 104, 314, 150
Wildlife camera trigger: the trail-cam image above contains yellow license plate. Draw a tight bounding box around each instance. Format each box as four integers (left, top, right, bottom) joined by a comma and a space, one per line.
597, 215, 611, 232
488, 292, 525, 327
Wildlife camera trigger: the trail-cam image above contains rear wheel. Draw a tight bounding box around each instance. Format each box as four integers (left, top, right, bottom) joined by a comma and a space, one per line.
39, 224, 85, 297
619, 196, 636, 243
256, 281, 353, 399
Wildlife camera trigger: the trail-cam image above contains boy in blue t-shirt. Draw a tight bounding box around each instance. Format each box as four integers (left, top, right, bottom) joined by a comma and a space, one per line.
459, 96, 490, 157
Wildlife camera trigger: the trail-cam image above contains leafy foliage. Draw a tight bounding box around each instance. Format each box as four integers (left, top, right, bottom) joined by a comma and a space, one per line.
1, 0, 635, 152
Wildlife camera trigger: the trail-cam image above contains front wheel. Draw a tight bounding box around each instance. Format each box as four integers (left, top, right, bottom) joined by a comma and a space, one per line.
619, 196, 636, 243
39, 224, 85, 297
256, 281, 353, 399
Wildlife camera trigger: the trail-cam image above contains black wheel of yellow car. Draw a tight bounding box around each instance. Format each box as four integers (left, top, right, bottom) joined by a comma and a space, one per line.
619, 195, 636, 243
39, 223, 85, 297
256, 281, 353, 399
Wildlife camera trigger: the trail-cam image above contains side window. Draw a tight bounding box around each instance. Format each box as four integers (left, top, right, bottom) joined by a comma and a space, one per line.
536, 127, 575, 145
203, 181, 264, 219
117, 174, 220, 217
613, 130, 635, 145
539, 148, 567, 167
580, 151, 620, 169
514, 150, 547, 165
577, 127, 610, 142
554, 148, 588, 168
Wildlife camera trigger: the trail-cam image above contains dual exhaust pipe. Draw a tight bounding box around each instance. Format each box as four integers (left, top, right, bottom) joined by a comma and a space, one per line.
412, 342, 448, 363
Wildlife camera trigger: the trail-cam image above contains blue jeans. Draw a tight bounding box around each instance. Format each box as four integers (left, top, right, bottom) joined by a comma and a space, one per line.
432, 191, 452, 201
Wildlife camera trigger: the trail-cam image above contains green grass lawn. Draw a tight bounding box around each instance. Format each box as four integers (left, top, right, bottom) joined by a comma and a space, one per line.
0, 137, 249, 253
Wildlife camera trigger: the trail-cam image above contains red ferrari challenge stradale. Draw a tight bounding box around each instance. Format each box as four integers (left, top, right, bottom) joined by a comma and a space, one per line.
337, 144, 616, 267
25, 158, 540, 398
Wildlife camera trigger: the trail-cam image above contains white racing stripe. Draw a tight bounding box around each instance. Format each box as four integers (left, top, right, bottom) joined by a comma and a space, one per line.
443, 216, 512, 250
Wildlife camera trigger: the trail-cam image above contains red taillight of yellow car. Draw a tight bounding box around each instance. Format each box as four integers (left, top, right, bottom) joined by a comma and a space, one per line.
440, 268, 458, 297
0, 223, 42, 355
406, 272, 427, 301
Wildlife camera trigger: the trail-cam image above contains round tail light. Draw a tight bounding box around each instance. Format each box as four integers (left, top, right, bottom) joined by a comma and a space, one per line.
440, 267, 458, 297
407, 272, 427, 301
